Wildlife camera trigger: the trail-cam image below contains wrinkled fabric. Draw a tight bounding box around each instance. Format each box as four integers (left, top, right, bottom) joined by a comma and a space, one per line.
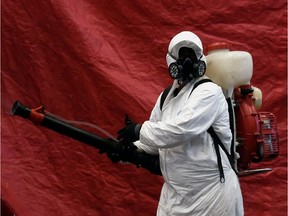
2, 0, 286, 215
136, 77, 244, 215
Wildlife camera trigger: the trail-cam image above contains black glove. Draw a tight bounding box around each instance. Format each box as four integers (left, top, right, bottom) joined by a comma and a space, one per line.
117, 123, 142, 143
108, 114, 140, 162
106, 141, 137, 163
106, 142, 162, 175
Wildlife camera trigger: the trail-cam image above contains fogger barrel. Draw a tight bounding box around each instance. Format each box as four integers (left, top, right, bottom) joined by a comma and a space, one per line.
11, 101, 162, 175
11, 101, 121, 152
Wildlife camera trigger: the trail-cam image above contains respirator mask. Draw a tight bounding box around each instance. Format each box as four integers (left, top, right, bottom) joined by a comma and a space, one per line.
168, 55, 206, 81
168, 47, 206, 82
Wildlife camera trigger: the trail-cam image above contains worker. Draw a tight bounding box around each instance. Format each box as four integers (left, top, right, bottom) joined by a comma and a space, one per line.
115, 31, 244, 216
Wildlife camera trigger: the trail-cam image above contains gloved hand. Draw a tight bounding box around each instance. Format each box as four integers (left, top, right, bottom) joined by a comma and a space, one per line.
117, 114, 142, 143
106, 149, 122, 163
106, 141, 137, 163
117, 123, 142, 143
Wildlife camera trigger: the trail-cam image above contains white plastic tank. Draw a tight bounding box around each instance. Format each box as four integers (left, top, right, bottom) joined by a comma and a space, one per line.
205, 42, 253, 98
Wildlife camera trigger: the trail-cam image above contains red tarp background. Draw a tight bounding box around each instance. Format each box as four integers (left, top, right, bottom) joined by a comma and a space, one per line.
1, 0, 287, 215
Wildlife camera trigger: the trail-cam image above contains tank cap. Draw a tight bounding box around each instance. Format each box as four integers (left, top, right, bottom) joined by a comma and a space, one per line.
206, 42, 230, 53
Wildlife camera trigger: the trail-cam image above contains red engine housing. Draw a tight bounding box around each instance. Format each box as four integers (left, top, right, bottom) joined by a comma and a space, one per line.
255, 112, 279, 161
234, 85, 279, 170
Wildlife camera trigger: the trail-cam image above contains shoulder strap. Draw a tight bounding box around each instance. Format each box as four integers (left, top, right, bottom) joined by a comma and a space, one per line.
207, 126, 237, 183
189, 79, 213, 96
226, 97, 236, 165
160, 85, 172, 111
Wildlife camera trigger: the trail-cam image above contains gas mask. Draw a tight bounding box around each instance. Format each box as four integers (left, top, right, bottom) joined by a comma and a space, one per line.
168, 55, 206, 81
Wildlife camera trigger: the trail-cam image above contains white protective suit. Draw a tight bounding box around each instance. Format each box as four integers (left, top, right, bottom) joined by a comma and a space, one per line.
134, 31, 244, 216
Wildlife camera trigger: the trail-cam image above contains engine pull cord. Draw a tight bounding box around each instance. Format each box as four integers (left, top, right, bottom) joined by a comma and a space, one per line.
44, 111, 118, 142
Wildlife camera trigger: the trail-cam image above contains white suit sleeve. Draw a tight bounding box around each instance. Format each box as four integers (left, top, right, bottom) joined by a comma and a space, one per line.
140, 84, 221, 148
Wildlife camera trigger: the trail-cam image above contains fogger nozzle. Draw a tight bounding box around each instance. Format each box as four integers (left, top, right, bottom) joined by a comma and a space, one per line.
11, 101, 31, 118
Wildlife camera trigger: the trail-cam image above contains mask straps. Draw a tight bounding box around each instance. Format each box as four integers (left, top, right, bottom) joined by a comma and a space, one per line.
167, 51, 177, 60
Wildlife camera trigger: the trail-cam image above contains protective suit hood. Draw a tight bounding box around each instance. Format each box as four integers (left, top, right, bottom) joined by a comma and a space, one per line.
166, 31, 206, 67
